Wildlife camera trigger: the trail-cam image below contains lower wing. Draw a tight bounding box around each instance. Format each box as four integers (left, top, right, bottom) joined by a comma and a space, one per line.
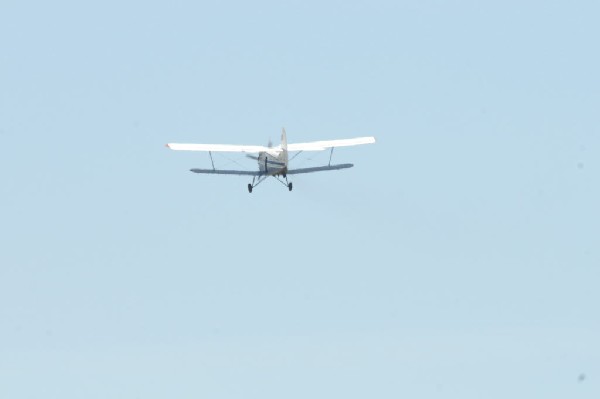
287, 163, 353, 174
189, 164, 353, 176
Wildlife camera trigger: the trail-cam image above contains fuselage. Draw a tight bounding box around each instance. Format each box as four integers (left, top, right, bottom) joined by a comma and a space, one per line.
257, 128, 289, 176
257, 148, 288, 176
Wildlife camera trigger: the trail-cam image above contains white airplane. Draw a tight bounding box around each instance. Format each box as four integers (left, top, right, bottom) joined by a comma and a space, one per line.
166, 128, 375, 193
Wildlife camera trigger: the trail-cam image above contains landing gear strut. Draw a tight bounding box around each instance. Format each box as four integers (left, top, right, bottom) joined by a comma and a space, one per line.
279, 174, 293, 192
247, 173, 292, 193
247, 174, 267, 193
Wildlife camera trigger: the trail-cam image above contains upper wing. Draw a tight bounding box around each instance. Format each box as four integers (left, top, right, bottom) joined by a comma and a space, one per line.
287, 136, 375, 152
166, 143, 273, 153
190, 168, 261, 176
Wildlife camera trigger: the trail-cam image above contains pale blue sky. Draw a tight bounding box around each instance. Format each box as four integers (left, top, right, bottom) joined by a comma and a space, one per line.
1, 1, 599, 398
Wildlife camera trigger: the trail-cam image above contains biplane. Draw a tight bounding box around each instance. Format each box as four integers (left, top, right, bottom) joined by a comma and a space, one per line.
166, 129, 375, 193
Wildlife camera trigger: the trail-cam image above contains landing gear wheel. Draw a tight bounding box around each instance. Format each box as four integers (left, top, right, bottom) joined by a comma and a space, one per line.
248, 184, 253, 193
288, 182, 293, 192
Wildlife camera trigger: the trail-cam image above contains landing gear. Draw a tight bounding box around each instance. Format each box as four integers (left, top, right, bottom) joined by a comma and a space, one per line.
248, 174, 292, 192
278, 174, 293, 192
248, 175, 266, 193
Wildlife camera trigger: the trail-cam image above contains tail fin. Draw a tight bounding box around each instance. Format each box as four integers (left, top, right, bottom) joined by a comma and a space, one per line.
281, 127, 287, 151
281, 127, 289, 166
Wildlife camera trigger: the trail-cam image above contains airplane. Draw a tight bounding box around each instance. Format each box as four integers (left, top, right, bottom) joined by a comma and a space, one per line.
166, 128, 375, 193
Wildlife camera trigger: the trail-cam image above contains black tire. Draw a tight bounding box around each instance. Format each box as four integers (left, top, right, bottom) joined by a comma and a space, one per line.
288, 182, 293, 191
248, 184, 253, 193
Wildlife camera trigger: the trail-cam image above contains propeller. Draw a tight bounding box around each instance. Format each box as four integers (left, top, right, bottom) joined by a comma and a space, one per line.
247, 138, 272, 160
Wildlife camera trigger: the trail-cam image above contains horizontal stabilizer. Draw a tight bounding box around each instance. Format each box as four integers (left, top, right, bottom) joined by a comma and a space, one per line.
287, 163, 354, 175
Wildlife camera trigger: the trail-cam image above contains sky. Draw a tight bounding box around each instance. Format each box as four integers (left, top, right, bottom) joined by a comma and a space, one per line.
1, 0, 599, 398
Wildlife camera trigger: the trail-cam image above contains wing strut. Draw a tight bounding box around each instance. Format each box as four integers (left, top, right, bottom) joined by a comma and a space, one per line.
289, 151, 303, 162
328, 147, 334, 166
209, 151, 215, 171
